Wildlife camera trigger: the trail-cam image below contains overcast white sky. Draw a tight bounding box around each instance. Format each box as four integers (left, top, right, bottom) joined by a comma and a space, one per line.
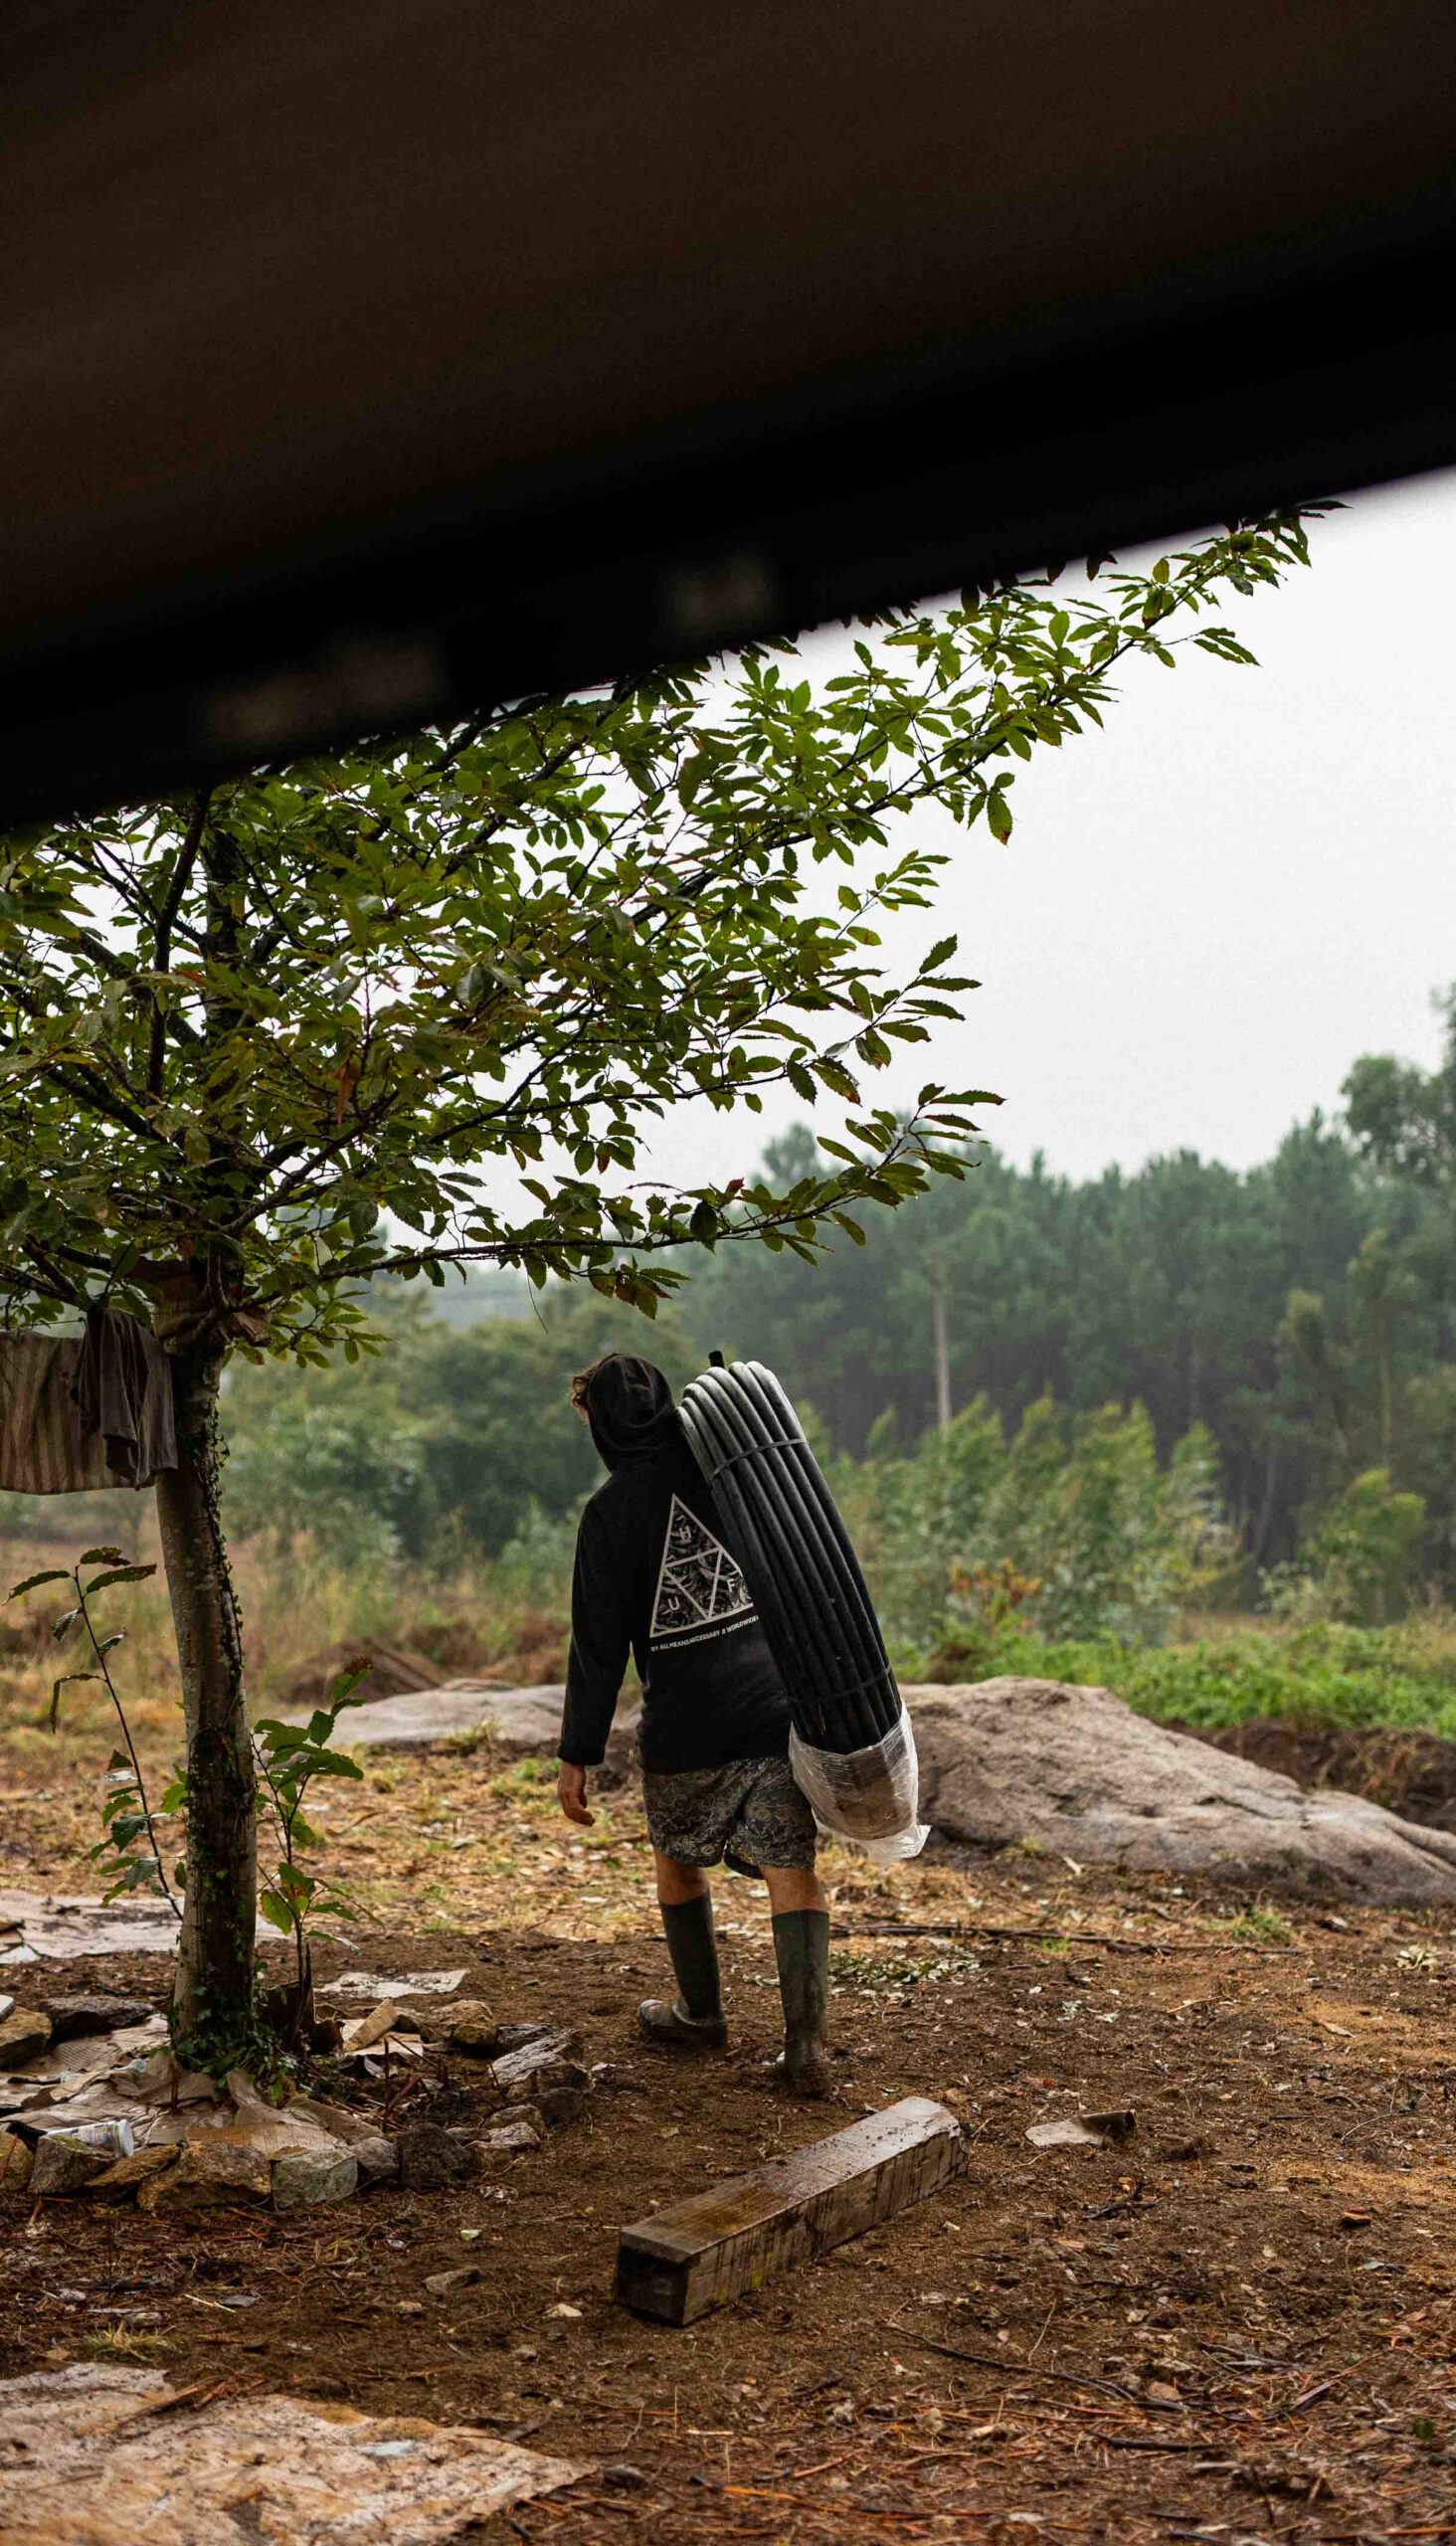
640, 466, 1456, 1192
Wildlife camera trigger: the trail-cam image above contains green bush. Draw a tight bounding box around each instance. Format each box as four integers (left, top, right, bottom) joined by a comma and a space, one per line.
894, 1615, 1456, 1740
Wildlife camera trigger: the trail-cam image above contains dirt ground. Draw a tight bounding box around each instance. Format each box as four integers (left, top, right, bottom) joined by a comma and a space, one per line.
4, 1735, 1456, 2543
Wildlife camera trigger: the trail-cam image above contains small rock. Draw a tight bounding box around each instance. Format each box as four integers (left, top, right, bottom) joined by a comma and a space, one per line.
397, 2122, 474, 2191
491, 2029, 582, 2092
491, 2022, 555, 2053
41, 1992, 153, 2043
391, 2001, 449, 2042
504, 2059, 589, 2104
89, 2145, 179, 2201
350, 2134, 399, 2187
1027, 2108, 1136, 2151
29, 2134, 110, 2196
443, 1999, 499, 2055
535, 2087, 585, 2129
398, 2300, 425, 2318
546, 2301, 582, 2319
601, 2464, 648, 2490
273, 2147, 358, 2210
0, 2006, 53, 2069
0, 2130, 35, 2194
476, 2114, 545, 2158
425, 2266, 481, 2296
1145, 2379, 1183, 2407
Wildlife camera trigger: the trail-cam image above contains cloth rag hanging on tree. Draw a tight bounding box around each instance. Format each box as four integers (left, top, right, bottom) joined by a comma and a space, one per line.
0, 1311, 176, 1495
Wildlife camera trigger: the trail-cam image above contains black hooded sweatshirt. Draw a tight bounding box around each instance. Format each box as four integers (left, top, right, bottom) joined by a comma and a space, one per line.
557, 1355, 791, 1773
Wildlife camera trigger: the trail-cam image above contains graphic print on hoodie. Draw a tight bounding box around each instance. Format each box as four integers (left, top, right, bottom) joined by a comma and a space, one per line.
558, 1356, 790, 1772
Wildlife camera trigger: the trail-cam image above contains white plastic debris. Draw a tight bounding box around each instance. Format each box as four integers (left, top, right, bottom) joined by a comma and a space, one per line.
788, 1711, 929, 1862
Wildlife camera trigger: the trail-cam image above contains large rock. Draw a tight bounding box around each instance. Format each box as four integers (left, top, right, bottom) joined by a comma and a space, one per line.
42, 1993, 153, 2042
907, 1678, 1456, 1903
279, 1678, 639, 1767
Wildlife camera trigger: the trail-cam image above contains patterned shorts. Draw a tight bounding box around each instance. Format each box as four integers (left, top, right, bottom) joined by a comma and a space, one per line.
641, 1753, 817, 1873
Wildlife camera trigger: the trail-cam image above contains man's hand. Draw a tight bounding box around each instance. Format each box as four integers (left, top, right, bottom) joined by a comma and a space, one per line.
557, 1761, 595, 1827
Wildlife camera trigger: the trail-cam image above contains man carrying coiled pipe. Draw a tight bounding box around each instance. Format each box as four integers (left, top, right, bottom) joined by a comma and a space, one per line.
556, 1352, 831, 2095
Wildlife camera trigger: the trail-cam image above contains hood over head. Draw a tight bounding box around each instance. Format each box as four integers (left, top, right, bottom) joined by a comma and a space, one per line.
582, 1354, 681, 1470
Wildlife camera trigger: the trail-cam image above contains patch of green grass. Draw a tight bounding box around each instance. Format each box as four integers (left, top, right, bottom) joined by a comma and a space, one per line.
1209, 1903, 1294, 1945
910, 1615, 1456, 1739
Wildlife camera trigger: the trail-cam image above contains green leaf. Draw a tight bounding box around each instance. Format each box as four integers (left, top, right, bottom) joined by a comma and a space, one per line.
259, 1890, 295, 1935
49, 1669, 98, 1728
83, 1564, 158, 1592
8, 1569, 70, 1600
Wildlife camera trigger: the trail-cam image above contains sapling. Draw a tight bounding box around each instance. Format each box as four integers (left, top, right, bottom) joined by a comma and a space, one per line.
9, 1555, 370, 2059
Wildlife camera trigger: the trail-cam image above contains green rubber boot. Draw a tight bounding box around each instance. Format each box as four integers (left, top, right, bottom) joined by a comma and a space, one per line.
637, 1894, 728, 2049
772, 1909, 831, 2097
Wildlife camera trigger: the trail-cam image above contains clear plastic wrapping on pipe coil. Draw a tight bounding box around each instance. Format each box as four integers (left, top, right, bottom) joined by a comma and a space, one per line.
788, 1707, 929, 1864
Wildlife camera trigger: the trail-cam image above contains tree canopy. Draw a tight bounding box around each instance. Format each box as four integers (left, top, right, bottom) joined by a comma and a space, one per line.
0, 516, 1312, 1351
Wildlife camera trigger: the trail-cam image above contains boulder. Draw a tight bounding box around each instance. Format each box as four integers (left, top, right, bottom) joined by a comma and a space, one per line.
272, 2147, 358, 2209
907, 1678, 1456, 1903
0, 2006, 52, 2069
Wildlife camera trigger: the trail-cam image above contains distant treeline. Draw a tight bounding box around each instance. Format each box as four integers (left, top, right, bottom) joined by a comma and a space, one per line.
691, 999, 1456, 1584
186, 998, 1456, 1605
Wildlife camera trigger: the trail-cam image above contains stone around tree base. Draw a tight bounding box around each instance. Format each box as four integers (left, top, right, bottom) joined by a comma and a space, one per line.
272, 2148, 358, 2210
89, 2146, 179, 2201
150, 2139, 273, 2206
29, 2135, 110, 2197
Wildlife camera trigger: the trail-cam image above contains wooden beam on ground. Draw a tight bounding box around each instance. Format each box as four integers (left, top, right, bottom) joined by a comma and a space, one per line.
615, 2095, 966, 2326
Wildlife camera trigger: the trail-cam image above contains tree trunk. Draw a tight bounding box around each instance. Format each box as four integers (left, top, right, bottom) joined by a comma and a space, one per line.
930, 1256, 952, 1434
154, 1346, 256, 2037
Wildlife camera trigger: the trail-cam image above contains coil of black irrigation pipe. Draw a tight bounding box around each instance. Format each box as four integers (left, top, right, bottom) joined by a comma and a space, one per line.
678, 1354, 901, 1754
